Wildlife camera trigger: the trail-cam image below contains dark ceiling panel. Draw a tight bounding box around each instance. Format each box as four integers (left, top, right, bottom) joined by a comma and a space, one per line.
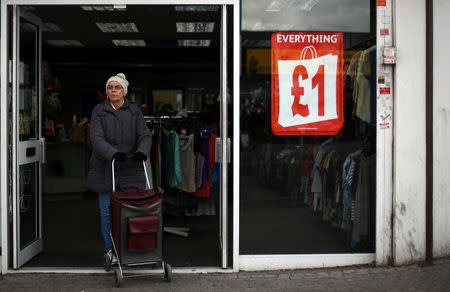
28, 5, 221, 49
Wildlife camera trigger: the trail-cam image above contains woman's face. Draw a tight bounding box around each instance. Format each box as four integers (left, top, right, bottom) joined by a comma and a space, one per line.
107, 81, 125, 103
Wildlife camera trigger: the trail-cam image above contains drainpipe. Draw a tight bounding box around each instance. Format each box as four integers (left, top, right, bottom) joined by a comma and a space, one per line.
425, 0, 433, 264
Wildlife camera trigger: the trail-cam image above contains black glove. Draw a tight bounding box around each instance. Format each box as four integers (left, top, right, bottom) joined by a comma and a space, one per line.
133, 151, 147, 162
112, 152, 126, 162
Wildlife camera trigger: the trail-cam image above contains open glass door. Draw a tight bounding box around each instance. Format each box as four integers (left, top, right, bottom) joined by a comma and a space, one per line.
11, 6, 43, 269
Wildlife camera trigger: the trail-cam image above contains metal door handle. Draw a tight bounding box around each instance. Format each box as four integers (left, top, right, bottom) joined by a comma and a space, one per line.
39, 138, 46, 164
215, 137, 231, 163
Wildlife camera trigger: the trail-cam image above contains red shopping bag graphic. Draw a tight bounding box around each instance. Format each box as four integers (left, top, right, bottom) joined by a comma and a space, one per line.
271, 32, 344, 135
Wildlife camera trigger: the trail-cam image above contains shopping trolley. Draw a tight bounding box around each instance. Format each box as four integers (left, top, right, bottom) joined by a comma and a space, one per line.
104, 159, 172, 287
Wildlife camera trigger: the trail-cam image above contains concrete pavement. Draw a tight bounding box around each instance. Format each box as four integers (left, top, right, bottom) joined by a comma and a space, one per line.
0, 257, 449, 291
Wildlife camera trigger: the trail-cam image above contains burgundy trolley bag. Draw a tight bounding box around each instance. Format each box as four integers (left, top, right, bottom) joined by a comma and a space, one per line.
109, 159, 163, 266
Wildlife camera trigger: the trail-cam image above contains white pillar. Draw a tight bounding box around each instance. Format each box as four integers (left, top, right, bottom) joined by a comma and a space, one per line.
433, 0, 450, 259
392, 0, 427, 265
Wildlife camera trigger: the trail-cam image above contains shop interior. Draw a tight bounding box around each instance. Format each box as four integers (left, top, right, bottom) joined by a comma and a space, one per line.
19, 4, 231, 268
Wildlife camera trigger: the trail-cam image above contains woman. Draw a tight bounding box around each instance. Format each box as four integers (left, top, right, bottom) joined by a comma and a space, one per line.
86, 73, 151, 264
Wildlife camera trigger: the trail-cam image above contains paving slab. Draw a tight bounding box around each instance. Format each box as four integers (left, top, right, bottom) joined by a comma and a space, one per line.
0, 257, 448, 291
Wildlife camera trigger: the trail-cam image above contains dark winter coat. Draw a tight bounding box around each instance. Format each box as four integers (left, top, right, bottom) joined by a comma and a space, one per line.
86, 99, 151, 193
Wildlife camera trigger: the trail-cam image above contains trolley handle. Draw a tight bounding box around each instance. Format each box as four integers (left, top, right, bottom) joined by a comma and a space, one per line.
112, 158, 151, 192
121, 199, 162, 213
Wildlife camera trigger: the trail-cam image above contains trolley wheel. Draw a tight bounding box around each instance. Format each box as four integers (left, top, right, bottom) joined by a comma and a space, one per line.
114, 269, 122, 287
164, 263, 172, 282
104, 254, 111, 272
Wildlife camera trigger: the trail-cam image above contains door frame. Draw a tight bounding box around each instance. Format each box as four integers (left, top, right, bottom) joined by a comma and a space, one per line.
1, 0, 241, 274
11, 6, 44, 269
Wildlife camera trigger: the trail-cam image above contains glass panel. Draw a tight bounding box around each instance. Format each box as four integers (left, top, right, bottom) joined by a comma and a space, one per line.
20, 163, 39, 249
242, 0, 370, 32
240, 0, 376, 254
0, 11, 2, 252
19, 19, 38, 141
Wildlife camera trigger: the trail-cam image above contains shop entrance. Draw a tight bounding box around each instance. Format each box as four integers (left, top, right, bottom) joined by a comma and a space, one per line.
2, 3, 234, 270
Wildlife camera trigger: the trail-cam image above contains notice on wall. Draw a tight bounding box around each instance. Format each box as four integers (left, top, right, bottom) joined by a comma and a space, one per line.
271, 32, 344, 135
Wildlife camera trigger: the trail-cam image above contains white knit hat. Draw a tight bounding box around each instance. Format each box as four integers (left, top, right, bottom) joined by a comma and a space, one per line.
106, 73, 129, 95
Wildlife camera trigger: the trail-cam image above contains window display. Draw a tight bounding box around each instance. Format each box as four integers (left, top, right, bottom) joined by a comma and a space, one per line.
240, 0, 376, 254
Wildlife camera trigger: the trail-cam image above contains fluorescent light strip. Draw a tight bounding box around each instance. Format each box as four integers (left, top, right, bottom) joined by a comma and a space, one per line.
96, 22, 139, 33
20, 23, 37, 33
46, 40, 84, 47
174, 6, 219, 12
251, 22, 294, 31
265, 0, 319, 12
176, 22, 215, 33
112, 40, 146, 47
43, 23, 63, 32
22, 6, 36, 11
265, 0, 283, 12
178, 40, 211, 47
81, 6, 126, 11
303, 0, 320, 11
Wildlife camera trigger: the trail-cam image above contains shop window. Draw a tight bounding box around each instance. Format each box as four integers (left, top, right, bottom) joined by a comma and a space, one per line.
240, 0, 376, 254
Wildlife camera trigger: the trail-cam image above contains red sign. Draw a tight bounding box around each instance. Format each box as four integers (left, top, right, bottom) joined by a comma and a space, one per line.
380, 28, 389, 35
271, 32, 344, 135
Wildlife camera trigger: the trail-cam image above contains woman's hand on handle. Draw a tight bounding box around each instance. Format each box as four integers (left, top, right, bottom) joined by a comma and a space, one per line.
133, 151, 147, 162
112, 152, 126, 162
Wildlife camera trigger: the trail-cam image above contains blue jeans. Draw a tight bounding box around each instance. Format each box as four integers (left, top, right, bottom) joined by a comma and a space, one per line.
98, 192, 112, 252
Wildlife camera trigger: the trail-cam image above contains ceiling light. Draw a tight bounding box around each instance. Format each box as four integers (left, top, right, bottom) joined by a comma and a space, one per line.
43, 23, 63, 32
178, 40, 211, 47
113, 5, 127, 10
174, 6, 219, 12
81, 6, 126, 11
20, 23, 37, 32
112, 40, 146, 47
265, 0, 283, 12
302, 0, 320, 11
176, 22, 215, 33
251, 22, 294, 30
46, 40, 84, 47
265, 0, 319, 12
96, 22, 139, 33
21, 6, 36, 11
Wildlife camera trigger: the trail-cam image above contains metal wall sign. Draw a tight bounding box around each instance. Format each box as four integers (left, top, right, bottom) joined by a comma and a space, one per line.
271, 32, 344, 135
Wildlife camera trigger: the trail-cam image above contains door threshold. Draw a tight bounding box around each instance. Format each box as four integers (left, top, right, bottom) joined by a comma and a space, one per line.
8, 266, 234, 274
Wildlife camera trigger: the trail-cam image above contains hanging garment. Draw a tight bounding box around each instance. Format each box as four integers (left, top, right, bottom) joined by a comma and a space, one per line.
209, 163, 220, 205
162, 130, 182, 188
177, 133, 196, 192
156, 131, 162, 188
359, 154, 376, 237
194, 132, 216, 198
195, 152, 205, 188
354, 46, 376, 125
201, 133, 211, 184
171, 131, 182, 188
150, 130, 161, 189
